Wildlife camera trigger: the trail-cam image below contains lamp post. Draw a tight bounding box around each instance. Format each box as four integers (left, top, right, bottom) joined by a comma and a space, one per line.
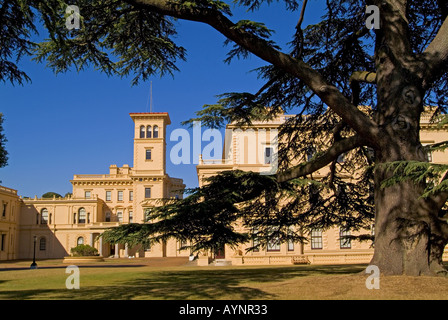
30, 235, 37, 269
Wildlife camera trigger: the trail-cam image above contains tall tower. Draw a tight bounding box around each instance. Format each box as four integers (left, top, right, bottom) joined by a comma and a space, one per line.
130, 112, 171, 224
130, 112, 171, 176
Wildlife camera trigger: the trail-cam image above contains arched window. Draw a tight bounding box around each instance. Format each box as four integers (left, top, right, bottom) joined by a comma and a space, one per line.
78, 208, 86, 224
146, 125, 152, 138
139, 125, 145, 138
40, 208, 49, 224
39, 237, 46, 251
77, 237, 84, 245
153, 125, 159, 138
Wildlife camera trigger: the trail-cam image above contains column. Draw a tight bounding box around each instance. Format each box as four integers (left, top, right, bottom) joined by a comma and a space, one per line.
114, 243, 119, 258
99, 236, 103, 257
299, 229, 304, 255
124, 243, 129, 258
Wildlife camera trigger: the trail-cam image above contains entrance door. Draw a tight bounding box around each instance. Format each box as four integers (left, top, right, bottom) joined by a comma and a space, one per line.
214, 245, 225, 259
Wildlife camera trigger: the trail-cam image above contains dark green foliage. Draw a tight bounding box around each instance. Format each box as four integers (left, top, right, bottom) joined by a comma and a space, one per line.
32, 0, 186, 85
102, 171, 275, 252
0, 114, 7, 168
42, 191, 63, 198
101, 223, 154, 248
70, 244, 99, 256
0, 0, 37, 85
101, 167, 373, 253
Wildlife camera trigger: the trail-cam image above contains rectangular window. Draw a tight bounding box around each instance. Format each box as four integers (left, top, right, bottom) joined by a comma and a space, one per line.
117, 211, 123, 223
306, 146, 316, 162
180, 240, 188, 249
287, 227, 294, 251
252, 228, 259, 252
146, 149, 152, 160
0, 234, 5, 251
340, 228, 351, 249
422, 143, 433, 162
129, 191, 133, 201
288, 240, 294, 251
145, 188, 151, 199
41, 209, 49, 224
39, 238, 46, 251
144, 208, 152, 223
118, 191, 123, 201
78, 209, 86, 224
267, 227, 280, 252
84, 191, 91, 199
2, 202, 6, 217
106, 191, 111, 201
311, 228, 323, 249
264, 147, 273, 164
129, 211, 133, 223
267, 239, 280, 252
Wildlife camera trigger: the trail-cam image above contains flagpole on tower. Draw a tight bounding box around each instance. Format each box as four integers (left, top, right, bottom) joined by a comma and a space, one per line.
146, 81, 153, 113
150, 81, 153, 113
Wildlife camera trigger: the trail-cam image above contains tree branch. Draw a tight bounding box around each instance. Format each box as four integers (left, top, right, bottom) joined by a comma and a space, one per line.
350, 71, 377, 84
124, 0, 380, 145
430, 170, 448, 211
276, 134, 366, 183
422, 15, 448, 89
293, 0, 308, 58
295, 0, 308, 31
437, 0, 448, 19
349, 71, 376, 105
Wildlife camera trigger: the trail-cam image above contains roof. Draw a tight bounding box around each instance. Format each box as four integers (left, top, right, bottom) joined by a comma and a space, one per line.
129, 112, 169, 115
129, 112, 171, 124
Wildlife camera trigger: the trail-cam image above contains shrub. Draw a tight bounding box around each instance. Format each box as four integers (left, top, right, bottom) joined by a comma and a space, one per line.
70, 244, 99, 257
42, 192, 63, 198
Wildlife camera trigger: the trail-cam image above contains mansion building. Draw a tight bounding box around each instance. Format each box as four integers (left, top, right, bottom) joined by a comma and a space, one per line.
196, 111, 448, 265
0, 112, 186, 261
1, 110, 448, 266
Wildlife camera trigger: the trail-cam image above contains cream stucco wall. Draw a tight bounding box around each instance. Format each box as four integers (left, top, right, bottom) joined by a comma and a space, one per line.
0, 186, 21, 260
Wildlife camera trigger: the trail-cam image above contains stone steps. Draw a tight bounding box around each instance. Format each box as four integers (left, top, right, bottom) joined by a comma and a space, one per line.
211, 259, 232, 266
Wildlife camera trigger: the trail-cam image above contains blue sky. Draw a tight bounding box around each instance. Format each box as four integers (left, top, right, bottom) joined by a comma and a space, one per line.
0, 1, 324, 197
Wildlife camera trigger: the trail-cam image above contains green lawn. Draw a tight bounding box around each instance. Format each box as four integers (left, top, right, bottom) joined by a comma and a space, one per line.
1, 258, 448, 300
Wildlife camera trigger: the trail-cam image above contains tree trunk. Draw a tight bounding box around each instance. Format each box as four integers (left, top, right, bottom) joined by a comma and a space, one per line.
371, 170, 448, 276
369, 79, 448, 276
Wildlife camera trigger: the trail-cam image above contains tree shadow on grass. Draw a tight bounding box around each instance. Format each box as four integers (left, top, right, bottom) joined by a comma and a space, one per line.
0, 264, 366, 300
